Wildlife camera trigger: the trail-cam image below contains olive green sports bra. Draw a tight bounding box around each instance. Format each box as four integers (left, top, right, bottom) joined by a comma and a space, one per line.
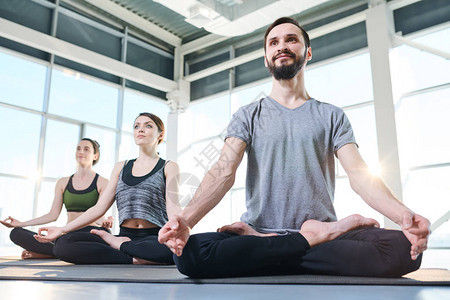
63, 173, 100, 212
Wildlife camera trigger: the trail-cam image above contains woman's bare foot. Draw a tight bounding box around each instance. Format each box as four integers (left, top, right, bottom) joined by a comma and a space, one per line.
21, 250, 55, 259
90, 229, 131, 250
218, 222, 277, 237
300, 214, 380, 247
132, 257, 163, 265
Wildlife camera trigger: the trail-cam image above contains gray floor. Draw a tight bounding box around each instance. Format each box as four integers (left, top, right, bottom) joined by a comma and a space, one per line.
1, 280, 450, 300
1, 248, 449, 299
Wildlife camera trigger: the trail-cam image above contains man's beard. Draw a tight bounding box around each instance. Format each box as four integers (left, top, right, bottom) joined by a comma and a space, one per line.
267, 49, 307, 80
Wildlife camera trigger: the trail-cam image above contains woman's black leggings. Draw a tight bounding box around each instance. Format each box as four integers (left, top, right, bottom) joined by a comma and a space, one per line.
175, 227, 422, 278
9, 226, 109, 257
53, 226, 174, 265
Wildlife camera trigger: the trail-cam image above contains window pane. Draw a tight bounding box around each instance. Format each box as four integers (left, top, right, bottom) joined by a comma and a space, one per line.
57, 13, 121, 60
122, 90, 169, 132
231, 81, 271, 114
0, 177, 34, 246
391, 44, 450, 96
191, 70, 229, 100
35, 180, 67, 227
306, 52, 373, 107
396, 88, 450, 168
403, 167, 450, 247
413, 27, 450, 54
127, 42, 173, 79
83, 126, 116, 178
230, 189, 246, 222
177, 139, 231, 234
49, 69, 118, 127
119, 133, 138, 162
178, 139, 223, 183
42, 119, 80, 178
0, 107, 41, 176
235, 58, 271, 87
345, 105, 379, 172
234, 155, 247, 189
0, 51, 46, 110
334, 178, 384, 224
181, 94, 230, 144
192, 193, 232, 234
157, 142, 167, 160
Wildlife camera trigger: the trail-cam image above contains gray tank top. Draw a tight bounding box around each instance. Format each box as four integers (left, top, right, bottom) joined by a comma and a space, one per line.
115, 159, 168, 227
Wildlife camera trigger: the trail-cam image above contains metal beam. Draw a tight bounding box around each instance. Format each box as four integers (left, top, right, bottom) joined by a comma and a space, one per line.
0, 17, 177, 92
387, 0, 422, 10
82, 0, 182, 47
184, 48, 264, 82
430, 210, 450, 233
392, 34, 450, 60
181, 34, 230, 55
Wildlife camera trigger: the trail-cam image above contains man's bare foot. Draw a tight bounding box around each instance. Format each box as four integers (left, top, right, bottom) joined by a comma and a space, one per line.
90, 229, 131, 250
300, 214, 380, 247
218, 222, 277, 237
21, 250, 55, 259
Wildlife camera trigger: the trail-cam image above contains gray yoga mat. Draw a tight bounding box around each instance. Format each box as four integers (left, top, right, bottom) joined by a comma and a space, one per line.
0, 257, 449, 285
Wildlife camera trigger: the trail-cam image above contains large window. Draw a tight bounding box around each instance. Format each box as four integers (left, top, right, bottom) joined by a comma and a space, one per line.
42, 120, 80, 178
122, 90, 170, 132
0, 177, 35, 229
391, 27, 450, 98
306, 52, 373, 107
36, 181, 66, 227
0, 49, 169, 248
396, 88, 450, 168
49, 69, 118, 128
0, 51, 47, 111
393, 27, 450, 247
84, 125, 117, 178
0, 107, 41, 177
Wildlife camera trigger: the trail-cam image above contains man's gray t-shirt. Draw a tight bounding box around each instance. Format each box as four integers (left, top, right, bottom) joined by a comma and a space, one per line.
225, 97, 357, 234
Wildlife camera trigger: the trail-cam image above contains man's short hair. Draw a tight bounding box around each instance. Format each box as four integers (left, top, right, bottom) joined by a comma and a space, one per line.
264, 17, 311, 52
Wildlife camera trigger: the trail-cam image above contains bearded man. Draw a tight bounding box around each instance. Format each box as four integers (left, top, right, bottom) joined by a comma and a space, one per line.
158, 17, 430, 279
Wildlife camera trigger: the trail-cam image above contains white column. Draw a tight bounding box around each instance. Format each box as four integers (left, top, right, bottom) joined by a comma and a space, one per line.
166, 112, 179, 162
166, 79, 190, 162
366, 1, 402, 229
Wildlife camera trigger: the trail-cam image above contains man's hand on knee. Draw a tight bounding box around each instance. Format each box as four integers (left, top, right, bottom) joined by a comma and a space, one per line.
401, 212, 431, 260
158, 215, 191, 256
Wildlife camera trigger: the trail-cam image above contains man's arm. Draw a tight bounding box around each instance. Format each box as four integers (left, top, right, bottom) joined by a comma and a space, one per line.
337, 143, 430, 260
159, 137, 247, 256
164, 161, 182, 218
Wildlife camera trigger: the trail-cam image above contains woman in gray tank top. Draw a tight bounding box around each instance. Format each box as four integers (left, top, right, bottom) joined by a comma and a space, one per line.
34, 113, 181, 265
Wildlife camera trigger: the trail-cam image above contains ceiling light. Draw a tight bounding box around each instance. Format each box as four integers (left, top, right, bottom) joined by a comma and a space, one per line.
185, 3, 216, 28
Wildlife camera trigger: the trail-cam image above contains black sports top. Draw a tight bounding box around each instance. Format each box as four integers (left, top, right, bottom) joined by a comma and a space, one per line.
63, 173, 100, 212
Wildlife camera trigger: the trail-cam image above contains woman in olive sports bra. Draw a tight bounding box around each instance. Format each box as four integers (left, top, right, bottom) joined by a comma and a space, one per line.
0, 138, 112, 259
34, 113, 181, 265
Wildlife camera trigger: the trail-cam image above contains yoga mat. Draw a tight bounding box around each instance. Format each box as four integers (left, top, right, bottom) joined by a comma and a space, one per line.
1, 257, 449, 286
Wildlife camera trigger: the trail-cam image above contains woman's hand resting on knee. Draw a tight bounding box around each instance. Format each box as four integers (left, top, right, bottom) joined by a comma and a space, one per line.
0, 216, 24, 228
33, 226, 64, 243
